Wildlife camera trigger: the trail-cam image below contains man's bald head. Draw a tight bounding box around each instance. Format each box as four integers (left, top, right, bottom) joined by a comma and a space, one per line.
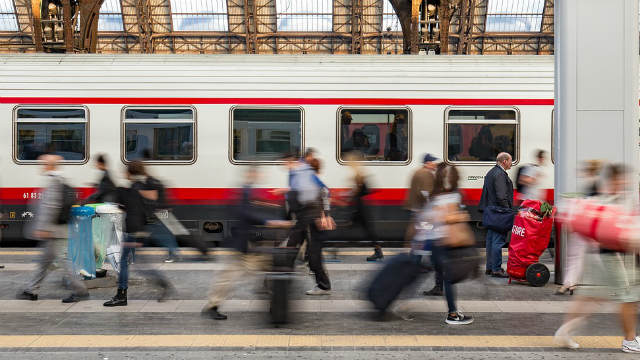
496, 152, 513, 170
38, 154, 62, 173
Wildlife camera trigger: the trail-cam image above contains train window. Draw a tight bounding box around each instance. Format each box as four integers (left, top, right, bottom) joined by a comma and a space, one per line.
231, 107, 303, 163
122, 107, 196, 163
445, 108, 519, 164
14, 106, 88, 163
338, 108, 411, 164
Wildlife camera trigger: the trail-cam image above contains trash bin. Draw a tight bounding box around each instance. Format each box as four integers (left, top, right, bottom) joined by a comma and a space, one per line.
68, 206, 96, 279
83, 203, 105, 269
95, 204, 125, 274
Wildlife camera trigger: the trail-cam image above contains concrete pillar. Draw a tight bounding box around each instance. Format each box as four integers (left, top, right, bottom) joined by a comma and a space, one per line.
554, 0, 639, 284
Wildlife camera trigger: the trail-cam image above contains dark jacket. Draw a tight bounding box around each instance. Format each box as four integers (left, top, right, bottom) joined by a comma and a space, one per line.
116, 180, 150, 234
85, 170, 116, 204
233, 185, 269, 253
479, 165, 514, 210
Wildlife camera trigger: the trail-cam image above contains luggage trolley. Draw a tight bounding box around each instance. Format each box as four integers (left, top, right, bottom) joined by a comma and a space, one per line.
507, 200, 555, 287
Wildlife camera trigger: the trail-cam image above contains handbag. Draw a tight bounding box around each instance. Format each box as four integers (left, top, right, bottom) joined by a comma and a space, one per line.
315, 213, 336, 231
482, 205, 515, 234
439, 220, 476, 248
441, 246, 481, 284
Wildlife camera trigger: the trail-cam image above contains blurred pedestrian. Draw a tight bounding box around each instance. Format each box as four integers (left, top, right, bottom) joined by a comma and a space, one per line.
344, 152, 382, 261
143, 169, 179, 263
17, 154, 89, 303
83, 154, 116, 204
103, 161, 173, 307
419, 163, 474, 325
478, 152, 514, 278
202, 167, 292, 320
555, 164, 640, 352
405, 153, 439, 213
516, 150, 547, 202
284, 154, 332, 295
405, 153, 440, 295
556, 160, 602, 295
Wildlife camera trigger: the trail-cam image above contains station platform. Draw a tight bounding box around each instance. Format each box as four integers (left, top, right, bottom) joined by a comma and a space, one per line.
0, 248, 631, 359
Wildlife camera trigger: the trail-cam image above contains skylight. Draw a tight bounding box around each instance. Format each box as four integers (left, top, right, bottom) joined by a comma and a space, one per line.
170, 0, 228, 32
0, 0, 19, 32
98, 0, 124, 32
276, 0, 332, 32
382, 0, 401, 32
485, 0, 545, 32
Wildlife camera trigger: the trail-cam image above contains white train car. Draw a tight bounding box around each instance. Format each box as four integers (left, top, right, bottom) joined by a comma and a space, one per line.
0, 54, 554, 244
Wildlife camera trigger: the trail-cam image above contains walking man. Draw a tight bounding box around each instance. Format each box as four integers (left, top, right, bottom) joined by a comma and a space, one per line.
478, 152, 514, 278
18, 154, 89, 303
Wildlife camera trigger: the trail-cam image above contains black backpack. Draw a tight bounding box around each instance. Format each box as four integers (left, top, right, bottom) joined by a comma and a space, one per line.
515, 165, 529, 193
56, 182, 77, 224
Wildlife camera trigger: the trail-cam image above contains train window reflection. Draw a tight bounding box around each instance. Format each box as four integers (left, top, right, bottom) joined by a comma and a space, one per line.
231, 107, 303, 163
338, 108, 410, 163
445, 108, 519, 163
14, 106, 88, 163
123, 107, 195, 163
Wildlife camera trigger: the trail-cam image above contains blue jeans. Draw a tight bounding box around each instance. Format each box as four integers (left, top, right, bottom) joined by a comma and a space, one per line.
118, 244, 134, 289
431, 245, 456, 314
148, 222, 178, 258
485, 229, 506, 272
118, 232, 167, 290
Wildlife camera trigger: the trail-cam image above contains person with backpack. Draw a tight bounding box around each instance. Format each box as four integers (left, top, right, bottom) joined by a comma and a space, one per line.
103, 161, 173, 307
17, 154, 89, 303
284, 153, 333, 295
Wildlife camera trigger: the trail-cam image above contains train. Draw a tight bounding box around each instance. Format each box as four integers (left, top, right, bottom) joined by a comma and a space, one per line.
0, 54, 556, 245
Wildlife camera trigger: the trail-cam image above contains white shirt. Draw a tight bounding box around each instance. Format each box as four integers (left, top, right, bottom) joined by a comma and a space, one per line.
521, 164, 544, 201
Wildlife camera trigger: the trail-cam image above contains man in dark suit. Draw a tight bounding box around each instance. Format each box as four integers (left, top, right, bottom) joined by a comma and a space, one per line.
479, 152, 514, 278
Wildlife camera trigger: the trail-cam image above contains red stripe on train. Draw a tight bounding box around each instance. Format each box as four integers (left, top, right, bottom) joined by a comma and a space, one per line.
0, 97, 555, 106
0, 187, 554, 206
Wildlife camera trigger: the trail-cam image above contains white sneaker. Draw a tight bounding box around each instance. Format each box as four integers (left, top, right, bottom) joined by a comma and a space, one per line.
445, 312, 474, 325
554, 327, 580, 349
305, 287, 330, 296
622, 338, 640, 353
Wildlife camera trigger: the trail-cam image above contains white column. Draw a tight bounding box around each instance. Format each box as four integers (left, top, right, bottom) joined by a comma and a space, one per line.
554, 0, 639, 284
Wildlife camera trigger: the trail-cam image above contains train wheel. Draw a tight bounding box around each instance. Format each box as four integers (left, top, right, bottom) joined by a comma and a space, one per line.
526, 263, 550, 287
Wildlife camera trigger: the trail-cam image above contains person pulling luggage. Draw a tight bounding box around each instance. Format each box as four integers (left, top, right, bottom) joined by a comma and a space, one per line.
420, 163, 475, 325
202, 166, 292, 320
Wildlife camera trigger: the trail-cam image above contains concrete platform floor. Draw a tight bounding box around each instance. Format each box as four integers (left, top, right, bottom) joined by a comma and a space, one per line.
0, 247, 632, 359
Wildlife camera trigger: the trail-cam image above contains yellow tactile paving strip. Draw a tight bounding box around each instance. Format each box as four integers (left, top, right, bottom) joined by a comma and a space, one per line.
0, 335, 622, 349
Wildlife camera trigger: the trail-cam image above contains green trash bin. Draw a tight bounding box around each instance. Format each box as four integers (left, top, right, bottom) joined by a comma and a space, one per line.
85, 203, 106, 268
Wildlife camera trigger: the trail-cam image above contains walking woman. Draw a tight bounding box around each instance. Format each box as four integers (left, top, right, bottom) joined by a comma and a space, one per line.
555, 164, 640, 352
344, 152, 382, 261
419, 163, 474, 325
556, 160, 602, 295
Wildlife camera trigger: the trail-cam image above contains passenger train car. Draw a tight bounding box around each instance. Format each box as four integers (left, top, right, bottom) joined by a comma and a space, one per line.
0, 54, 555, 244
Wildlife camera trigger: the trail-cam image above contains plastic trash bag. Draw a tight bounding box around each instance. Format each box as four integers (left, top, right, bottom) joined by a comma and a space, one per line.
68, 206, 96, 279
96, 204, 125, 274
